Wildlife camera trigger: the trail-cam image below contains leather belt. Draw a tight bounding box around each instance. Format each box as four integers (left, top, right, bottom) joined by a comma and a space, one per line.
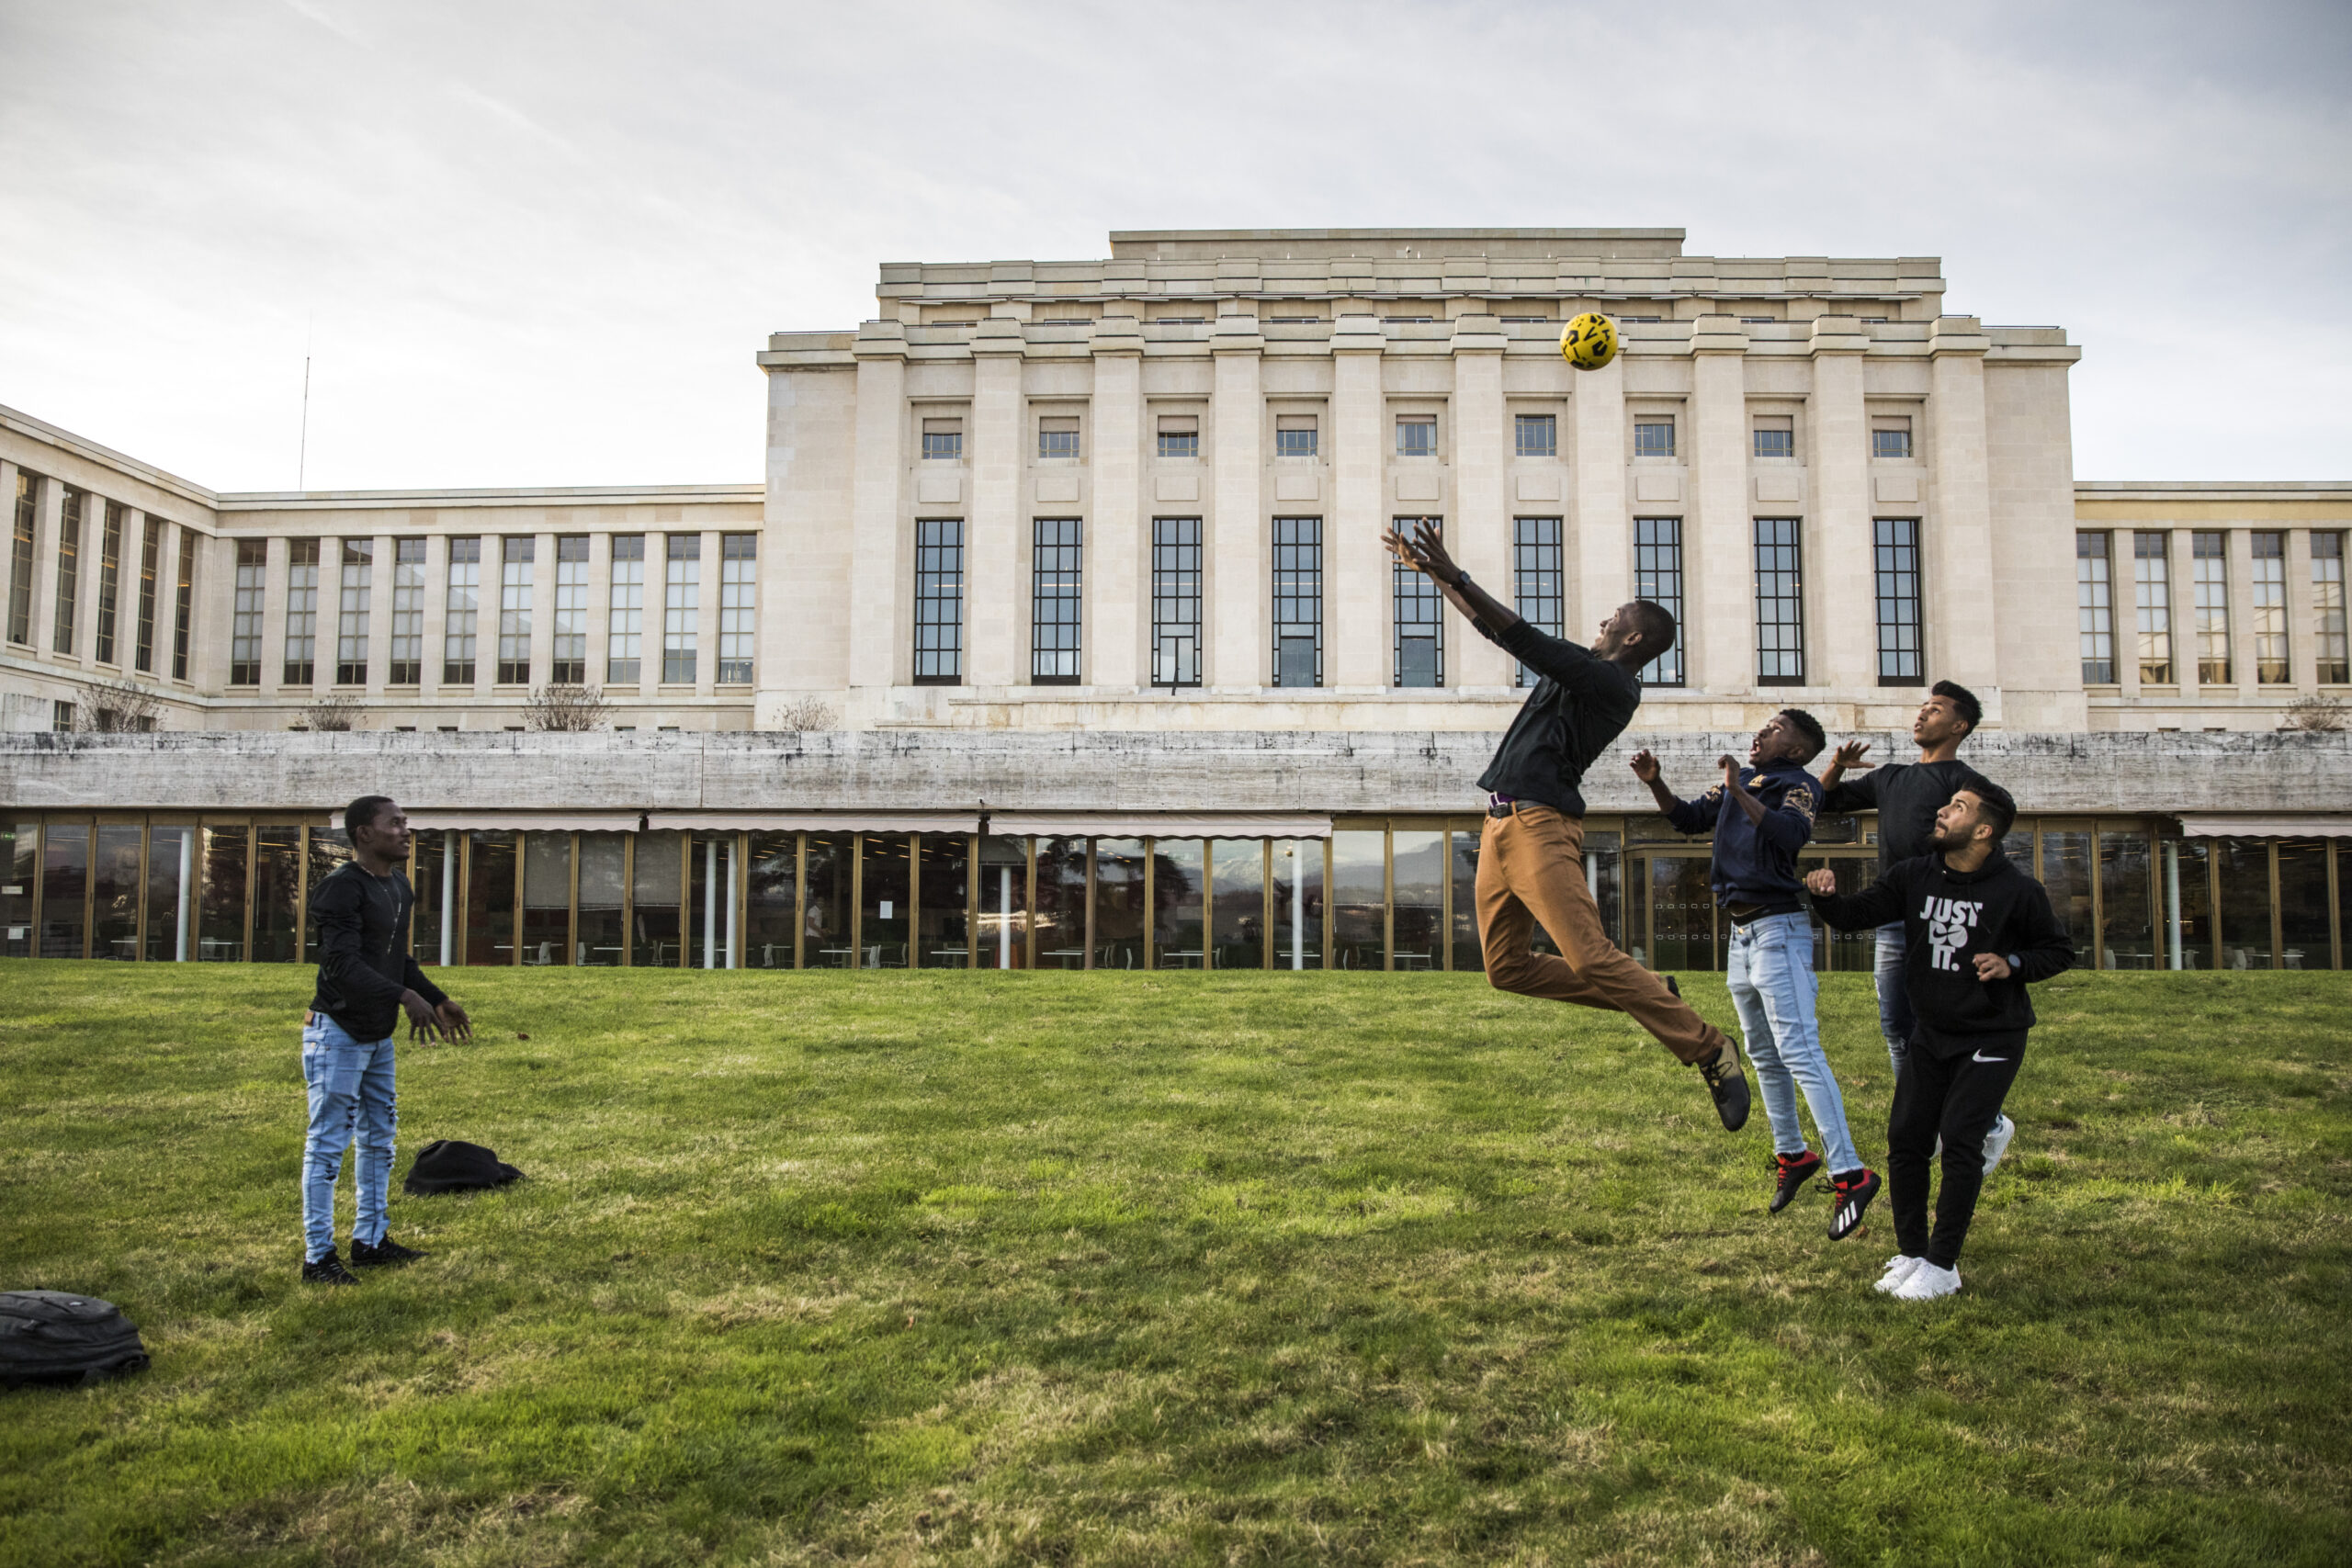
1726, 902, 1770, 925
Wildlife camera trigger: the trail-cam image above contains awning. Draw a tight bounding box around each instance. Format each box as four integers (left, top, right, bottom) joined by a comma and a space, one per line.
988, 814, 1333, 840
2175, 815, 2352, 839
644, 811, 979, 833
403, 811, 645, 831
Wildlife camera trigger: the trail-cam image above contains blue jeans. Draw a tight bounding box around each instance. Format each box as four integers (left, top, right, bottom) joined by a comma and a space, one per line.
300, 1015, 397, 1262
1724, 911, 1860, 1174
1875, 923, 1914, 1077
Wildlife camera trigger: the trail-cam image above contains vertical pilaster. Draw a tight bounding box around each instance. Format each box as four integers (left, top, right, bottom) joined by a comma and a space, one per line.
529, 530, 558, 692
186, 530, 224, 697
2226, 526, 2257, 703
847, 323, 907, 695
367, 532, 394, 694
1928, 317, 1999, 705
260, 535, 288, 697
585, 524, 613, 694
420, 533, 448, 701
75, 494, 106, 668
1088, 321, 1142, 689
694, 531, 719, 698
1689, 317, 1751, 696
1211, 315, 1267, 689
1329, 315, 1386, 689
1450, 317, 1510, 687
28, 478, 61, 663
967, 318, 1024, 689
1571, 355, 1628, 639
2287, 528, 2318, 694
1809, 318, 1872, 704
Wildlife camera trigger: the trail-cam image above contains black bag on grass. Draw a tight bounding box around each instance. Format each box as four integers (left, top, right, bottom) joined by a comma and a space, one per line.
404, 1139, 526, 1195
1, 1291, 150, 1389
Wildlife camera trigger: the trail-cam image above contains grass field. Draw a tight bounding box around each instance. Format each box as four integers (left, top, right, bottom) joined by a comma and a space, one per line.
1, 964, 2347, 1567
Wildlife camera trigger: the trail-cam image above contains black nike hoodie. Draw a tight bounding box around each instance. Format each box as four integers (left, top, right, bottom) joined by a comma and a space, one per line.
1810, 852, 2074, 1055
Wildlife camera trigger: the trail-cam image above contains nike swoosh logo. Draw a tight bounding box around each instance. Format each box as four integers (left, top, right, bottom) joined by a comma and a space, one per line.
1971, 1050, 2008, 1064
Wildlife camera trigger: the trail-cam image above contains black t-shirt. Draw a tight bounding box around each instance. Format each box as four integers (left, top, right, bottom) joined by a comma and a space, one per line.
1473, 620, 1642, 818
309, 862, 447, 1041
1822, 758, 1991, 874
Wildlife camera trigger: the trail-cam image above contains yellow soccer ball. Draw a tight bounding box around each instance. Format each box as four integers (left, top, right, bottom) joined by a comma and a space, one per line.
1559, 311, 1619, 372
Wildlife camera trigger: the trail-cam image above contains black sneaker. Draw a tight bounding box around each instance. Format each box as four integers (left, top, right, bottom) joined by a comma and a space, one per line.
1696, 1040, 1751, 1132
302, 1249, 361, 1285
1664, 975, 1681, 998
1827, 1168, 1882, 1240
1770, 1149, 1823, 1214
351, 1235, 427, 1268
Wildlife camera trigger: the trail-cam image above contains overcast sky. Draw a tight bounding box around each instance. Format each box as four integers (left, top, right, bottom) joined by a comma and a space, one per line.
2, 0, 2346, 492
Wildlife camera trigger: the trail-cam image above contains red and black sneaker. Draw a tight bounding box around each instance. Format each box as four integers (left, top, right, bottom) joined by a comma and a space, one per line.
1827, 1168, 1882, 1241
1770, 1149, 1823, 1214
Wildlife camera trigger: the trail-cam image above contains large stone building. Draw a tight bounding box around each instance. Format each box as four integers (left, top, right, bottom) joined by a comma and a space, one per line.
4, 230, 2348, 977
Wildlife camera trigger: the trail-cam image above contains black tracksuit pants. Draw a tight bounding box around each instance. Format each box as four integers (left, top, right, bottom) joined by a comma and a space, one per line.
1888, 1032, 2026, 1269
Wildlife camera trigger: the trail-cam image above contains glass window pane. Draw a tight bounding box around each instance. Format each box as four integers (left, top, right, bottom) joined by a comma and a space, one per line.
1450, 829, 1483, 973
1210, 839, 1266, 970
466, 830, 519, 967
740, 833, 795, 970
576, 832, 626, 966
977, 836, 1031, 969
2041, 829, 2095, 962
858, 834, 911, 968
2165, 839, 2213, 970
685, 833, 733, 970
1390, 829, 1443, 971
2098, 829, 2156, 970
1648, 854, 1715, 972
917, 834, 970, 969
411, 829, 452, 967
1036, 838, 1087, 968
2277, 840, 2328, 970
1151, 840, 1204, 968
522, 832, 571, 965
1331, 829, 1385, 970
92, 824, 142, 960
302, 828, 352, 964
144, 825, 191, 961
628, 830, 680, 968
1586, 829, 1623, 953
2215, 840, 2271, 969
802, 835, 852, 966
253, 825, 302, 963
1798, 854, 1876, 973
4, 821, 33, 958
198, 825, 247, 961
41, 821, 89, 959
1093, 839, 1148, 970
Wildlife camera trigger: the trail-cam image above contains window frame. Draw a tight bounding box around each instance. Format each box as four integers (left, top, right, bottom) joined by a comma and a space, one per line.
1633, 516, 1685, 687
1511, 516, 1564, 689
913, 518, 965, 686
1513, 413, 1557, 459
1151, 516, 1203, 689
2076, 531, 2115, 685
1392, 516, 1444, 689
1030, 518, 1081, 685
1753, 516, 1806, 686
1271, 516, 1322, 689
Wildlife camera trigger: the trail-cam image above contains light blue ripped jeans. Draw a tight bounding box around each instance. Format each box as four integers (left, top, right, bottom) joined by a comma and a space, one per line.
300, 1013, 398, 1262
1724, 910, 1860, 1175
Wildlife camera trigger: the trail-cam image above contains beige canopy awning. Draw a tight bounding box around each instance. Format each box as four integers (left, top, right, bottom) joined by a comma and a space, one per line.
644, 811, 979, 833
988, 814, 1334, 839
402, 811, 646, 831
2175, 815, 2352, 839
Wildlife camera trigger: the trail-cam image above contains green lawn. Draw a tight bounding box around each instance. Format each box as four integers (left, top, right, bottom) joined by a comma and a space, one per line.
1, 964, 2346, 1567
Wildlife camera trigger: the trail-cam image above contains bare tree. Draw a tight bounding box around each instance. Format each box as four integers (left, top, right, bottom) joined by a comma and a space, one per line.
525, 682, 610, 732
294, 694, 362, 732
76, 678, 164, 733
774, 695, 839, 733
2282, 694, 2348, 733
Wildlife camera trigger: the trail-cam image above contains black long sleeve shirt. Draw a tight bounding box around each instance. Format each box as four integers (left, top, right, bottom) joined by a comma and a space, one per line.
1473, 619, 1643, 818
1812, 853, 2074, 1055
309, 861, 447, 1041
1821, 759, 1991, 876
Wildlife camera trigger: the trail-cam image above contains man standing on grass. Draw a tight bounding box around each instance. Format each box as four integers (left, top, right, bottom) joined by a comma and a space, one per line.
300, 795, 472, 1285
1805, 781, 2072, 1301
1819, 681, 2017, 1175
1383, 519, 1752, 1134
1631, 712, 1882, 1239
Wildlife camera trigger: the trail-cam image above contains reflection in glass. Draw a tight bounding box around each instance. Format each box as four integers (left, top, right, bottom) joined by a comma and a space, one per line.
521, 832, 571, 964
412, 830, 451, 966
2276, 840, 2328, 970
302, 828, 352, 964
2165, 839, 2212, 970
461, 830, 518, 966
1648, 855, 1714, 972
2215, 839, 2271, 970
1094, 839, 1146, 969
687, 832, 735, 969
40, 821, 89, 959
1390, 830, 1442, 971
253, 825, 302, 964
1210, 839, 1265, 969
629, 830, 680, 968
917, 834, 970, 968
2041, 830, 2095, 962
859, 834, 912, 968
2098, 829, 2155, 969
977, 836, 1030, 968
577, 832, 626, 965
1449, 830, 1481, 972
199, 825, 248, 961
745, 831, 797, 969
92, 824, 142, 960
1153, 839, 1205, 969
1799, 855, 1874, 972
4, 822, 33, 959
145, 825, 192, 961
1585, 829, 1623, 952
1035, 838, 1087, 969
1330, 829, 1385, 970
803, 835, 851, 966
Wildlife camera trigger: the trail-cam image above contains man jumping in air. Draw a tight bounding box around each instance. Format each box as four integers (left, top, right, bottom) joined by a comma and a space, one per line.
1806, 780, 2072, 1300
1384, 519, 1751, 1133
1633, 711, 1881, 1237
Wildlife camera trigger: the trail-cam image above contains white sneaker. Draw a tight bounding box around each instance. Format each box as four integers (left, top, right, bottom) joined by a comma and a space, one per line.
1981, 1114, 2017, 1176
1893, 1261, 1963, 1301
1873, 1255, 1925, 1294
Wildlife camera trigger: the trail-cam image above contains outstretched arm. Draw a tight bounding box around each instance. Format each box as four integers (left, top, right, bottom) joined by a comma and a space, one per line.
1633, 749, 1719, 835
1383, 520, 1519, 635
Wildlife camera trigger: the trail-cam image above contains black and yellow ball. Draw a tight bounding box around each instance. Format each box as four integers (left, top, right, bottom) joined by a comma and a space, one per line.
1559, 311, 1619, 372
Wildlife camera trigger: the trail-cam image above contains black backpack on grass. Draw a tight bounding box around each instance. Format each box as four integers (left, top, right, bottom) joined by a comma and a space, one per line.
1, 1291, 150, 1389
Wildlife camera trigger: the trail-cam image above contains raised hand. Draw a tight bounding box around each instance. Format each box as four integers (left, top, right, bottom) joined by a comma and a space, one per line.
1831, 739, 1873, 771
1804, 867, 1838, 896
1629, 748, 1661, 782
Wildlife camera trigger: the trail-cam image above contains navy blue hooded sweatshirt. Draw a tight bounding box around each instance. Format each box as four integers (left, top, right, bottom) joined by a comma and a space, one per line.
1663, 757, 1821, 916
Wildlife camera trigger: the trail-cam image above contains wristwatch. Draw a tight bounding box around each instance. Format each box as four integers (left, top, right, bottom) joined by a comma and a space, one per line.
2006, 953, 2022, 972
1453, 570, 1473, 591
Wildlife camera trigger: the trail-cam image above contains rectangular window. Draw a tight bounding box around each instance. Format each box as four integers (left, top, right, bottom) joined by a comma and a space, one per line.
282, 537, 319, 685
921, 416, 963, 461
1754, 516, 1805, 685
606, 535, 643, 683
1753, 414, 1794, 459
7, 469, 37, 645
1634, 419, 1675, 458
2314, 532, 2348, 684
1512, 516, 1564, 689
913, 519, 964, 684
1037, 414, 1080, 460
1872, 416, 1913, 459
1395, 415, 1436, 457
2251, 531, 2288, 683
2192, 530, 2230, 684
52, 486, 83, 655
2134, 531, 2173, 684
1873, 518, 1925, 685
1275, 414, 1318, 459
1514, 413, 1557, 459
1030, 519, 1082, 684
1634, 517, 1685, 687
172, 527, 196, 681
1151, 516, 1202, 688
335, 538, 372, 684
389, 537, 424, 683
1157, 414, 1198, 460
53, 699, 73, 731
551, 534, 589, 683
95, 501, 124, 664
230, 538, 266, 685
1393, 517, 1442, 688
498, 536, 536, 684
2076, 531, 2115, 684
718, 533, 755, 684
1272, 516, 1321, 688
443, 536, 481, 685
134, 515, 161, 672
662, 534, 698, 684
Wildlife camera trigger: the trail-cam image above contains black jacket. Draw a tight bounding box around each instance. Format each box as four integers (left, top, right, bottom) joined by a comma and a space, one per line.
1822, 758, 1991, 876
1812, 852, 2074, 1055
1665, 757, 1820, 914
309, 862, 447, 1041
1473, 619, 1642, 818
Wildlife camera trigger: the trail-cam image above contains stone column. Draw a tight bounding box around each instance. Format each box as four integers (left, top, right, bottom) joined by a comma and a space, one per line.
530, 529, 559, 694
2287, 528, 2319, 694
260, 535, 288, 696
1927, 318, 1999, 707
694, 531, 719, 698
185, 529, 225, 698
0, 459, 16, 650
1449, 316, 1510, 687
967, 317, 1024, 689
585, 525, 614, 695
366, 533, 394, 695
1329, 315, 1386, 689
1571, 354, 1628, 640
76, 496, 107, 669
847, 322, 908, 697
419, 533, 448, 701
473, 532, 497, 699
1088, 319, 1143, 689
1688, 317, 1751, 698
2226, 526, 2257, 704
1211, 314, 1267, 689
28, 478, 62, 662
1808, 317, 1872, 707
